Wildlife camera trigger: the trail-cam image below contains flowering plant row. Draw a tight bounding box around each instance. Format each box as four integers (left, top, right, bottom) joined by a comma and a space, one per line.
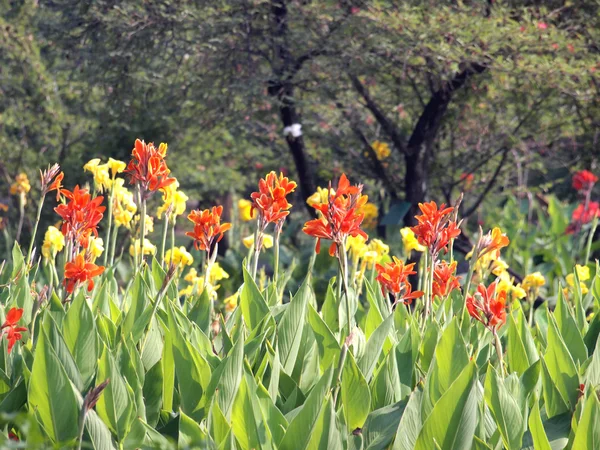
0, 140, 599, 449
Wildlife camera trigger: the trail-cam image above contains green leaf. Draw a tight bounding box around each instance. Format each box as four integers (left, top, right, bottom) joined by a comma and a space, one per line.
507, 310, 539, 376
359, 314, 394, 382
555, 290, 587, 365
342, 351, 371, 432
85, 409, 117, 450
363, 400, 407, 450
95, 345, 135, 441
543, 315, 579, 410
143, 360, 163, 427
572, 394, 600, 450
527, 401, 551, 450
216, 338, 244, 419
371, 345, 403, 410
540, 358, 569, 418
179, 409, 210, 448
393, 390, 422, 450
278, 276, 311, 374
28, 328, 80, 444
484, 365, 525, 450
279, 366, 334, 450
415, 361, 478, 450
63, 291, 98, 388
239, 266, 271, 331
305, 395, 342, 450
307, 303, 340, 374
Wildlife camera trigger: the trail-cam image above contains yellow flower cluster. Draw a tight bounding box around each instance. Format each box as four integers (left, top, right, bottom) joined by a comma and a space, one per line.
360, 202, 379, 229
157, 180, 188, 221
179, 263, 229, 299
522, 272, 545, 296
497, 272, 526, 300
129, 238, 157, 257
84, 158, 126, 193
88, 236, 104, 261
565, 264, 590, 295
238, 199, 257, 222
371, 140, 391, 160
347, 236, 390, 284
243, 234, 273, 249
112, 179, 137, 228
165, 246, 194, 268
10, 173, 31, 196
41, 226, 65, 260
400, 227, 426, 255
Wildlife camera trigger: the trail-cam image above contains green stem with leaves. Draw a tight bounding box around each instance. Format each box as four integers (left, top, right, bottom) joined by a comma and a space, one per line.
103, 184, 115, 267
27, 194, 46, 265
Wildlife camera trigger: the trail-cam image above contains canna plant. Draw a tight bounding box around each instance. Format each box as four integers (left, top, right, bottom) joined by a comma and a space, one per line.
0, 143, 599, 450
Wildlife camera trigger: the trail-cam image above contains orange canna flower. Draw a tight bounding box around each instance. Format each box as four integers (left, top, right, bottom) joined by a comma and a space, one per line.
251, 171, 297, 226
479, 227, 509, 258
375, 257, 424, 304
303, 173, 368, 256
186, 206, 232, 252
572, 170, 597, 192
40, 164, 64, 201
466, 282, 507, 331
55, 186, 105, 249
410, 201, 461, 256
125, 139, 176, 194
432, 260, 461, 299
63, 253, 105, 293
1, 306, 28, 353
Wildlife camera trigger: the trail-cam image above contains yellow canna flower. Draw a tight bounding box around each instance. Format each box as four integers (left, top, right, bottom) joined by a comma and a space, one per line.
224, 292, 239, 313
400, 227, 426, 255
10, 173, 31, 196
208, 262, 229, 284
368, 239, 389, 257
113, 180, 137, 228
238, 199, 257, 222
107, 158, 127, 178
41, 226, 65, 260
88, 236, 104, 260
347, 235, 368, 263
84, 159, 111, 192
307, 187, 333, 207
361, 250, 379, 269
491, 258, 509, 277
575, 264, 590, 282
157, 180, 188, 220
511, 284, 527, 300
243, 234, 273, 249
165, 246, 194, 268
129, 238, 157, 257
371, 140, 391, 160
522, 272, 545, 294
360, 202, 379, 229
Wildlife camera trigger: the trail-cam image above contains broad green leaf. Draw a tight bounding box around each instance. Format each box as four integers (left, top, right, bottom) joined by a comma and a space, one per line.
85, 409, 116, 450
585, 336, 600, 386
216, 338, 244, 419
179, 409, 210, 448
540, 359, 569, 418
63, 291, 98, 388
393, 390, 422, 450
231, 373, 273, 450
278, 276, 311, 374
342, 352, 371, 432
371, 345, 403, 410
572, 394, 600, 450
543, 315, 579, 410
307, 303, 340, 374
555, 290, 587, 365
239, 266, 270, 331
507, 311, 538, 376
95, 346, 135, 441
359, 314, 394, 382
279, 366, 334, 450
305, 395, 342, 450
527, 401, 551, 450
143, 360, 163, 427
415, 361, 478, 450
363, 400, 407, 450
484, 365, 525, 450
28, 328, 80, 444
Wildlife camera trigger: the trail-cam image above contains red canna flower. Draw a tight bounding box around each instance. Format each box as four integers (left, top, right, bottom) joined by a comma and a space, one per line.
376, 257, 424, 304
1, 307, 27, 353
572, 170, 597, 192
410, 201, 461, 257
432, 260, 461, 299
460, 173, 474, 190
251, 171, 297, 226
186, 206, 232, 252
125, 139, 176, 195
466, 282, 507, 331
63, 253, 105, 293
55, 186, 105, 249
303, 173, 368, 256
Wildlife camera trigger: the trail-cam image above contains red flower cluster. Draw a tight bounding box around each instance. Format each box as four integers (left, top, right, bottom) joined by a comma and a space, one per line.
572, 170, 597, 192
55, 186, 105, 248
1, 308, 27, 353
410, 201, 461, 256
250, 171, 297, 225
466, 282, 507, 331
567, 202, 600, 234
64, 254, 105, 293
376, 257, 424, 304
125, 139, 176, 194
432, 260, 461, 299
303, 174, 368, 256
186, 206, 231, 252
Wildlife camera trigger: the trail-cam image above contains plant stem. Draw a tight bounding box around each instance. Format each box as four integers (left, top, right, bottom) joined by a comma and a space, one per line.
109, 223, 119, 267
15, 193, 25, 243
138, 195, 147, 268
493, 329, 505, 375
160, 214, 169, 267
273, 226, 281, 288
332, 341, 349, 405
584, 215, 598, 264
103, 184, 115, 267
422, 252, 429, 317
338, 241, 352, 337
76, 408, 87, 450
527, 294, 535, 327
27, 194, 45, 265
252, 226, 261, 282
427, 252, 435, 318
